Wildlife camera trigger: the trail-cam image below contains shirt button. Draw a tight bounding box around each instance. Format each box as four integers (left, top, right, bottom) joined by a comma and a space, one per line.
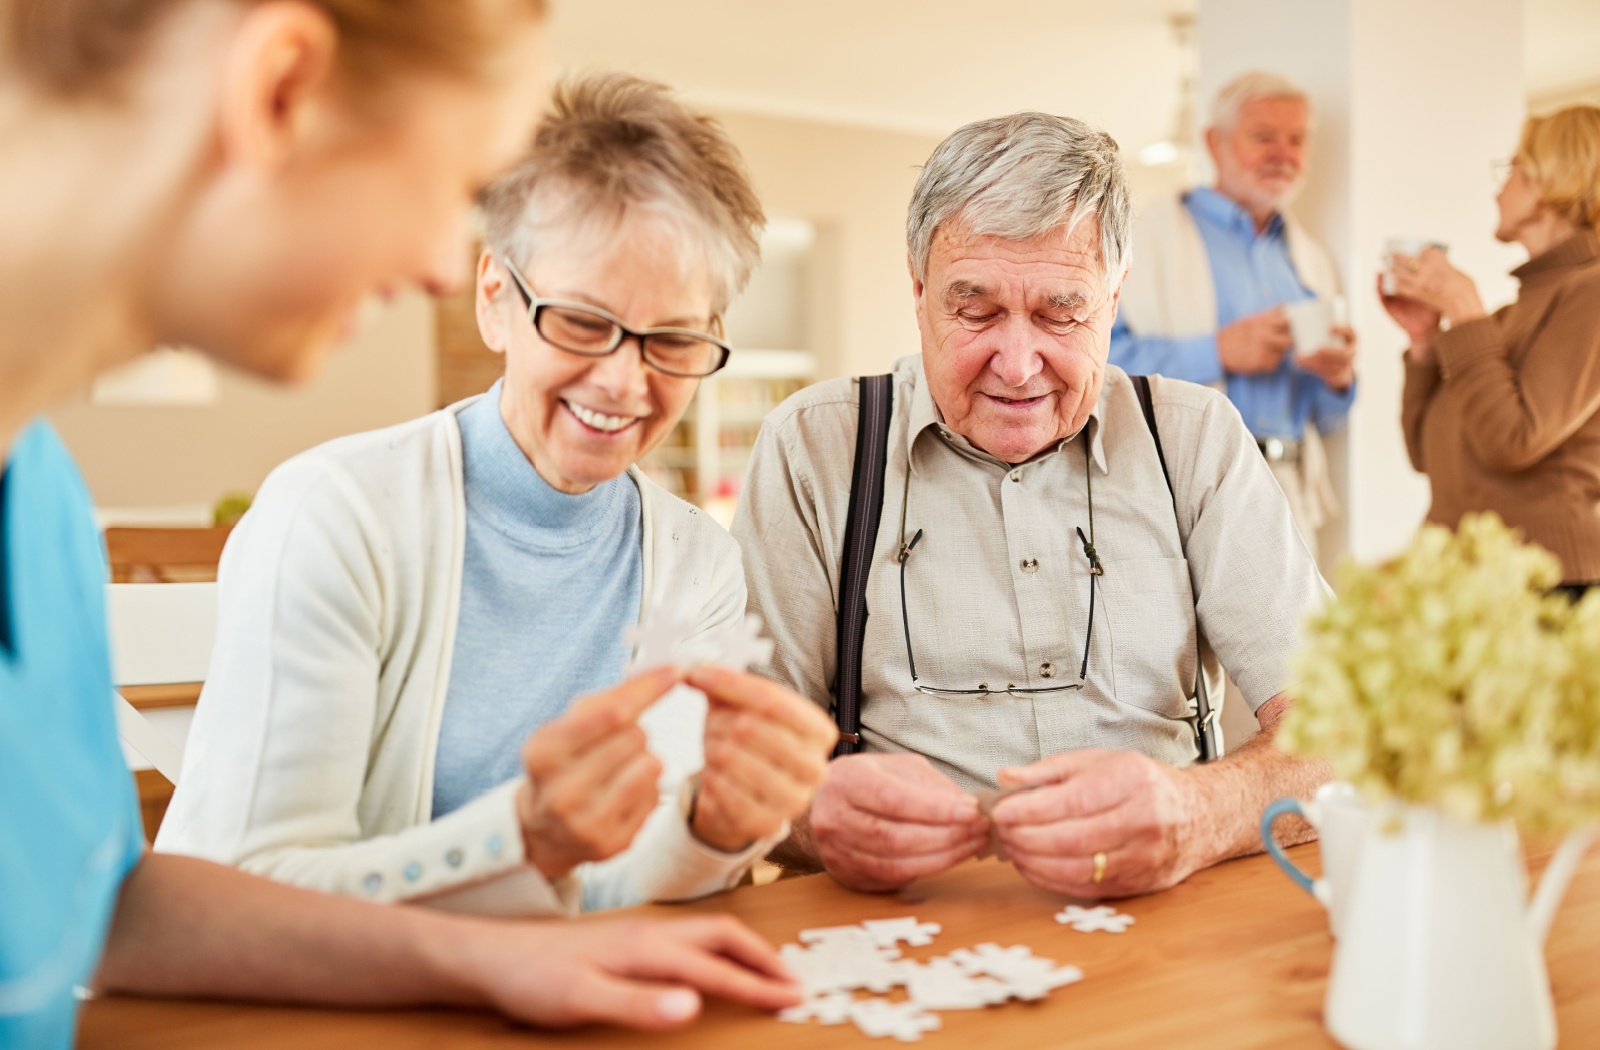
1040, 662, 1056, 679
1009, 470, 1023, 483
362, 872, 383, 895
445, 848, 464, 868
486, 834, 505, 856
403, 862, 423, 882
1021, 558, 1039, 573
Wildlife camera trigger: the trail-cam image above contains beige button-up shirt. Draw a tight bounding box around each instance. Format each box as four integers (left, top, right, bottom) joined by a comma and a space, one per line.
733, 356, 1328, 792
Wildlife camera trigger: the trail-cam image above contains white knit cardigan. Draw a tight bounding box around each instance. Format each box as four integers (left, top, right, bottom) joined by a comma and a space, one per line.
155, 396, 775, 915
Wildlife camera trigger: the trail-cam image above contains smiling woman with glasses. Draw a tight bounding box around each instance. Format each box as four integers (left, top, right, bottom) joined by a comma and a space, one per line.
156, 73, 838, 919
499, 254, 733, 378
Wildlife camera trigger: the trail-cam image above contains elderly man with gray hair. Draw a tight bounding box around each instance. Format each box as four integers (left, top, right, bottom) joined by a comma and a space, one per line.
734, 111, 1332, 900
1109, 71, 1357, 549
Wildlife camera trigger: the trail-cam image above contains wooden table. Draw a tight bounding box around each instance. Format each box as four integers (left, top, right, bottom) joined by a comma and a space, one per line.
79, 841, 1600, 1049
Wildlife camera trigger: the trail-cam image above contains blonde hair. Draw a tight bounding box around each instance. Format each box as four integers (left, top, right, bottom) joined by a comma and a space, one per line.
1, 0, 545, 99
1517, 106, 1600, 232
1209, 70, 1310, 132
481, 73, 766, 317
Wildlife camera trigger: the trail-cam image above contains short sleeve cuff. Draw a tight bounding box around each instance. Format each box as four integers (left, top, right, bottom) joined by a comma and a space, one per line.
1436, 316, 1505, 380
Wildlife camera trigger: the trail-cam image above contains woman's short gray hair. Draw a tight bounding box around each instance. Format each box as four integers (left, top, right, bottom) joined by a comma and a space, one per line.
907, 112, 1131, 288
1209, 70, 1310, 132
480, 73, 765, 316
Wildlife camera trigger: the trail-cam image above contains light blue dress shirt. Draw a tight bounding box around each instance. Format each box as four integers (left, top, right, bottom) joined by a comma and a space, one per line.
431, 383, 643, 819
0, 422, 147, 1050
1109, 186, 1355, 439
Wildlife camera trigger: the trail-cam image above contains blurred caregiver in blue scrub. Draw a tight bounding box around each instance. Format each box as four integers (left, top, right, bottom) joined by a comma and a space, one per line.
157, 74, 837, 916
0, 1, 805, 1046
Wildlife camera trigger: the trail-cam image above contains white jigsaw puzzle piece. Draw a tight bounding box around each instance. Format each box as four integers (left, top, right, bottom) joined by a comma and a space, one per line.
849, 998, 942, 1042
623, 611, 699, 674
860, 916, 942, 948
782, 935, 907, 997
947, 943, 1085, 1002
777, 991, 856, 1025
699, 613, 775, 671
1055, 904, 1136, 933
903, 957, 1011, 1010
798, 924, 880, 948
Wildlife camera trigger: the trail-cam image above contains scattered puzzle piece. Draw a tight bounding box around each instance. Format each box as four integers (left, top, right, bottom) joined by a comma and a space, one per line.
860, 917, 942, 948
778, 918, 1085, 1038
1055, 904, 1136, 933
903, 957, 1010, 1010
777, 990, 855, 1025
947, 943, 1085, 1001
849, 998, 942, 1042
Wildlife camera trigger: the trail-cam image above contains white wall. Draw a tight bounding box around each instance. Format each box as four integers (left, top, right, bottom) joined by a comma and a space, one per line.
50, 292, 436, 509
1199, 0, 1526, 565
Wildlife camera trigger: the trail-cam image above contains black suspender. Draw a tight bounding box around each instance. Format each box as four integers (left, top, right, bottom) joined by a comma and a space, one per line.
831, 373, 1221, 764
1131, 374, 1221, 763
832, 374, 893, 758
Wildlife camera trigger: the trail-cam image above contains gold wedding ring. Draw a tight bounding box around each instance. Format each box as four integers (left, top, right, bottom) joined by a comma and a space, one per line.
1092, 851, 1108, 885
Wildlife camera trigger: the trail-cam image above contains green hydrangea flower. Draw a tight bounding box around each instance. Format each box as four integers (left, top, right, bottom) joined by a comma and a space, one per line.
1280, 513, 1600, 834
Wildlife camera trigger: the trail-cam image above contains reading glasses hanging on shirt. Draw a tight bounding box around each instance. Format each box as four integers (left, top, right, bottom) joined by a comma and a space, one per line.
896, 441, 1105, 699
498, 254, 732, 378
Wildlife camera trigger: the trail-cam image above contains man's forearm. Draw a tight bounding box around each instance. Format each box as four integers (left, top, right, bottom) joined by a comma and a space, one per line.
764, 807, 824, 874
1179, 693, 1330, 870
96, 852, 484, 1008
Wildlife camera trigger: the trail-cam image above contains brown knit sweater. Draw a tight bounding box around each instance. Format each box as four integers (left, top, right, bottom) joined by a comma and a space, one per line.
1402, 230, 1600, 583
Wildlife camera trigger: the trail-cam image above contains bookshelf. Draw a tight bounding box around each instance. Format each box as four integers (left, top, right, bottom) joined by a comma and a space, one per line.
637, 348, 815, 526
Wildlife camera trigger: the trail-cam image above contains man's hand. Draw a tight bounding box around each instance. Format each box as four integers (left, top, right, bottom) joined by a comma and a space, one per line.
516, 666, 679, 881
1217, 307, 1292, 374
990, 749, 1203, 899
685, 665, 838, 853
809, 753, 989, 892
456, 913, 802, 1030
1295, 324, 1357, 392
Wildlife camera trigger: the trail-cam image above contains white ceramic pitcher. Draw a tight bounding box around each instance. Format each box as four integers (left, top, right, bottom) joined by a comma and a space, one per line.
1321, 805, 1594, 1050
1261, 782, 1368, 936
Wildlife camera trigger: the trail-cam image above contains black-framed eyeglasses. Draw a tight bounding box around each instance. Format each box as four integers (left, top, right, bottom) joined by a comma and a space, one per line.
896, 439, 1104, 699
498, 254, 732, 378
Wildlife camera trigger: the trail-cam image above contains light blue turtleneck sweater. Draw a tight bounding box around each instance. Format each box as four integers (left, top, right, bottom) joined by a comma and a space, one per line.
431, 381, 643, 819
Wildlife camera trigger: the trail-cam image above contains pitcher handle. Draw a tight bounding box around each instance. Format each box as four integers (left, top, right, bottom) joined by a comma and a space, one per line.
1529, 824, 1596, 945
1261, 798, 1317, 897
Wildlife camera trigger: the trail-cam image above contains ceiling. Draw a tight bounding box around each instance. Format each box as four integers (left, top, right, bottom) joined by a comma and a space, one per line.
547, 0, 1600, 153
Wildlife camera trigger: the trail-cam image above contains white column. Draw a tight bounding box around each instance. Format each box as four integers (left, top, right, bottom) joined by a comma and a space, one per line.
1197, 0, 1526, 564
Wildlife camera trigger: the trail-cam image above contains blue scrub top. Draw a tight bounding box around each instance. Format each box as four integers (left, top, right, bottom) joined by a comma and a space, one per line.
0, 422, 146, 1050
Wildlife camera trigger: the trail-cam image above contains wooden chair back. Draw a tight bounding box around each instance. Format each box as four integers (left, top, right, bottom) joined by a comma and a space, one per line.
105, 525, 232, 583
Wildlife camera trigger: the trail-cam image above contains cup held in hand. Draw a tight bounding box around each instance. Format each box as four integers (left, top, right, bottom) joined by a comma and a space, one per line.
1381, 237, 1448, 295
1285, 297, 1337, 359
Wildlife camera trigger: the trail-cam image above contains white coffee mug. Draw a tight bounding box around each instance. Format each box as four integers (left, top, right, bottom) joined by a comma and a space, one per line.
1285, 297, 1341, 358
1381, 237, 1448, 294
1261, 781, 1368, 936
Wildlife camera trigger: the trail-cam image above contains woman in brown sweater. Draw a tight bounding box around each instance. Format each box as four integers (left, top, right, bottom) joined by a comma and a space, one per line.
1384, 105, 1600, 591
